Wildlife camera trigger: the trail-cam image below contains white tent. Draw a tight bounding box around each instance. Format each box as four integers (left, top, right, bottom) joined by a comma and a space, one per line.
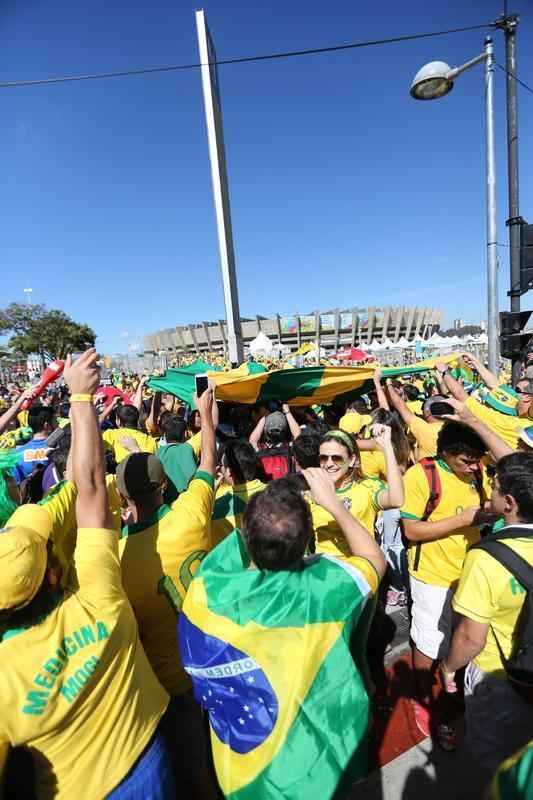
249, 331, 273, 356
397, 336, 410, 348
382, 337, 395, 349
367, 340, 384, 351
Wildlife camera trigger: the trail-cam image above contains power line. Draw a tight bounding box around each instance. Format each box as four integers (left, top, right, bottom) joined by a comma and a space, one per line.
0, 22, 492, 90
495, 61, 533, 95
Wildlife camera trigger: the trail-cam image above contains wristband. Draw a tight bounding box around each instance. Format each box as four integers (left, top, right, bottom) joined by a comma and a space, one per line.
70, 394, 94, 403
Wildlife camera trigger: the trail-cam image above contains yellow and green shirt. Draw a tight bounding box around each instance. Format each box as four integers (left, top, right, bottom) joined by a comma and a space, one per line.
453, 533, 533, 678
118, 471, 214, 696
38, 478, 122, 582
360, 450, 387, 480
401, 459, 489, 587
211, 478, 265, 548
465, 397, 529, 450
408, 417, 443, 460
0, 505, 168, 800
309, 478, 386, 557
102, 427, 157, 464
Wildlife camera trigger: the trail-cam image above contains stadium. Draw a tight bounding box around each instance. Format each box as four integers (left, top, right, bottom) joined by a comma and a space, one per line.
142, 306, 443, 357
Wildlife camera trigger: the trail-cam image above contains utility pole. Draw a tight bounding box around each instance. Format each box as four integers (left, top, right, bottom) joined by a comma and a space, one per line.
484, 37, 499, 375
496, 13, 522, 384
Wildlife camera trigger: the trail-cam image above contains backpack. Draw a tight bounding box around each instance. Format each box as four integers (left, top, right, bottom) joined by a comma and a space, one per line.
470, 528, 533, 704
257, 445, 292, 482
410, 457, 484, 572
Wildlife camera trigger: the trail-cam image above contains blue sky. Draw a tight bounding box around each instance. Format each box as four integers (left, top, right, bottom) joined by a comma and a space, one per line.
1, 0, 532, 354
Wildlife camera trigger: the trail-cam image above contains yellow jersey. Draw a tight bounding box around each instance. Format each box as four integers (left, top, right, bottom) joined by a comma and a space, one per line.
360, 450, 387, 480
102, 427, 157, 464
118, 472, 214, 696
465, 397, 529, 450
211, 478, 265, 547
401, 459, 489, 587
408, 417, 443, 460
40, 478, 122, 582
0, 505, 168, 800
406, 400, 423, 416
453, 532, 533, 678
309, 478, 385, 556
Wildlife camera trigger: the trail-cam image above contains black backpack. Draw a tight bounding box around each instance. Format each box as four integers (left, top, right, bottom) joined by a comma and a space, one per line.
470, 527, 533, 704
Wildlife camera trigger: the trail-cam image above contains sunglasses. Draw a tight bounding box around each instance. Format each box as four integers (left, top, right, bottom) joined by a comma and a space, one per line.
319, 454, 349, 466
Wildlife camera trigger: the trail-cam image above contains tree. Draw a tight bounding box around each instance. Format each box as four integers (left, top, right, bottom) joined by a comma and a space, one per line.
0, 303, 96, 360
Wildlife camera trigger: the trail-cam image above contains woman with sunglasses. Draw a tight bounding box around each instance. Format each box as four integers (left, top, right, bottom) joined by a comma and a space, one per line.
310, 425, 404, 557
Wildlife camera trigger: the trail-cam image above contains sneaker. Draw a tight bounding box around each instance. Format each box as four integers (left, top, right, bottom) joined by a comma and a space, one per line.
386, 588, 408, 607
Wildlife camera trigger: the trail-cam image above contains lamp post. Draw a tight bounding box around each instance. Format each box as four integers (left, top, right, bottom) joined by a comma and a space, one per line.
23, 287, 33, 305
410, 37, 499, 375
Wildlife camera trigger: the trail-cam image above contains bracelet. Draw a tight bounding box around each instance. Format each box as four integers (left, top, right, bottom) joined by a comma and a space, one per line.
70, 394, 94, 403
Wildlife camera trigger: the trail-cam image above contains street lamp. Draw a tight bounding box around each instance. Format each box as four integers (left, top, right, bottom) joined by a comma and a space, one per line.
410, 38, 499, 374
23, 288, 33, 305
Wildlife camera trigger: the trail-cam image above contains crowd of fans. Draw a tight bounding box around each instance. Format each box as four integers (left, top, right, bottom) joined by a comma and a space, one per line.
0, 347, 532, 799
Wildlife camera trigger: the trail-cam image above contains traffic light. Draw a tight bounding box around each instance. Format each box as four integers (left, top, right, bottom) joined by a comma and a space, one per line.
499, 310, 532, 360
520, 221, 533, 295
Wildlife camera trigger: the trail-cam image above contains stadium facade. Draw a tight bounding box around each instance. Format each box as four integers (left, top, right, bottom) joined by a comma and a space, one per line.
143, 306, 443, 357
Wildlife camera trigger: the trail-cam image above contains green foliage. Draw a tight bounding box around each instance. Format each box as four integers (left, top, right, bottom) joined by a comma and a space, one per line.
0, 303, 96, 359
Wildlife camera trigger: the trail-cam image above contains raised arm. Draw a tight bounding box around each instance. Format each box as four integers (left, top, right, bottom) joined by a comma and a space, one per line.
132, 375, 148, 412
372, 368, 390, 411
282, 403, 301, 441
249, 415, 266, 451
0, 388, 33, 435
386, 382, 415, 427
372, 424, 404, 508
145, 390, 163, 436
434, 370, 450, 397
64, 349, 114, 530
435, 361, 468, 401
441, 398, 513, 461
98, 395, 121, 425
303, 468, 386, 578
196, 388, 216, 477
462, 353, 499, 390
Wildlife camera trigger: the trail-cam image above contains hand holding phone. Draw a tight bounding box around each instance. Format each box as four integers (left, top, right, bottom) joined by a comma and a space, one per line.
195, 373, 209, 398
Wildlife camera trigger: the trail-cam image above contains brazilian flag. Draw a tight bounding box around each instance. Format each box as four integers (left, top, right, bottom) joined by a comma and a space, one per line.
149, 354, 461, 407
179, 531, 378, 799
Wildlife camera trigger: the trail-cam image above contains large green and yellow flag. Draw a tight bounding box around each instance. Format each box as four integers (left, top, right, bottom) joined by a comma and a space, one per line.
179, 531, 378, 799
148, 352, 462, 407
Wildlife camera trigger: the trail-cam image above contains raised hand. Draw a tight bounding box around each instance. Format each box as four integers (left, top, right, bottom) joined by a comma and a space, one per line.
64, 349, 100, 396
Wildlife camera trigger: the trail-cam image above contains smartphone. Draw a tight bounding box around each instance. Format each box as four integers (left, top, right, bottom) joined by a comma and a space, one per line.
430, 400, 455, 418
195, 373, 209, 398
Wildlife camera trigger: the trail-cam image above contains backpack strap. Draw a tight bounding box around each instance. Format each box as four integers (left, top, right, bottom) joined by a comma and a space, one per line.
419, 458, 441, 521
468, 537, 533, 669
471, 538, 533, 591
412, 458, 442, 571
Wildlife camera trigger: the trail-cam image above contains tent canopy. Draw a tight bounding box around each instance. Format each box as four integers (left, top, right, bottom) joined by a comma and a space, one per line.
249, 331, 273, 355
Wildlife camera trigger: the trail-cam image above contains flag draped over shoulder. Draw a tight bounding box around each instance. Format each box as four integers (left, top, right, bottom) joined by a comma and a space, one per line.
179, 531, 378, 799
148, 352, 462, 406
